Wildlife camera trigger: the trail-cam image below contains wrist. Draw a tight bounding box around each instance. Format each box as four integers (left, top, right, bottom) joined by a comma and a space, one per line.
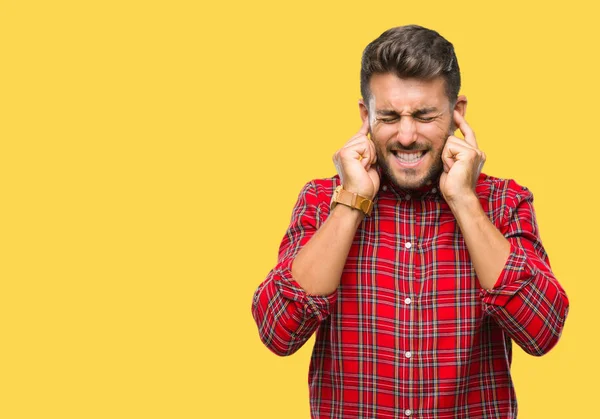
330, 185, 374, 216
330, 203, 365, 227
342, 186, 375, 201
446, 191, 481, 216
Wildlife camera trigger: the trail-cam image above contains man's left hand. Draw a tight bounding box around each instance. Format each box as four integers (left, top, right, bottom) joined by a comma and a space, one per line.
439, 111, 486, 204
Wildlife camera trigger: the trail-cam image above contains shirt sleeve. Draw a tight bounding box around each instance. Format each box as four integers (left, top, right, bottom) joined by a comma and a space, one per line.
251, 181, 337, 356
481, 183, 569, 356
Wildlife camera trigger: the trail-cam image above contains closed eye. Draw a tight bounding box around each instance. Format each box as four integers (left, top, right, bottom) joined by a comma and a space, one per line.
414, 116, 436, 122
413, 107, 441, 122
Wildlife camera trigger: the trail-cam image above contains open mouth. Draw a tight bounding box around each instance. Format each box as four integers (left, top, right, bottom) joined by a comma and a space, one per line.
392, 150, 427, 166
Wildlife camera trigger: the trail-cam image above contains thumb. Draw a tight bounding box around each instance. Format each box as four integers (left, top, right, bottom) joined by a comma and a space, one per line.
368, 166, 380, 193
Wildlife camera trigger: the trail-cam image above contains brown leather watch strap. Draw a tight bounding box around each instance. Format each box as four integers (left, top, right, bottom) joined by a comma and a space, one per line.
330, 185, 373, 216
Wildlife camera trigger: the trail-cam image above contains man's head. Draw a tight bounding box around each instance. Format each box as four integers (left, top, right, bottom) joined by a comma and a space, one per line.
359, 25, 466, 190
360, 25, 461, 107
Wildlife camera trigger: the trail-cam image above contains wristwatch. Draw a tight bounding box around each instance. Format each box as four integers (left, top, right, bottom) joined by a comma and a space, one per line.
330, 185, 373, 216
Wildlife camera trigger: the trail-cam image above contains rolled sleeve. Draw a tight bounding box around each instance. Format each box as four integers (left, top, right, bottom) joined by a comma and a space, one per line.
481, 245, 535, 308
480, 182, 569, 356
275, 260, 338, 322
252, 180, 337, 356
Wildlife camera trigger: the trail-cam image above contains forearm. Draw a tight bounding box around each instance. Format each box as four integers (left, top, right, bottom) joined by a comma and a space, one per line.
448, 194, 510, 290
253, 202, 358, 355
450, 190, 568, 355
252, 179, 354, 355
292, 204, 364, 296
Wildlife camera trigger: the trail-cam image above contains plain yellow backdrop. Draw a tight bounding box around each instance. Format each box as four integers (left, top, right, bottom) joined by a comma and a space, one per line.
0, 0, 596, 418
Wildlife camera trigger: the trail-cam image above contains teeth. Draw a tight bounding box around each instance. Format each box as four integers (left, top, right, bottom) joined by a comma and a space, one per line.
395, 151, 424, 162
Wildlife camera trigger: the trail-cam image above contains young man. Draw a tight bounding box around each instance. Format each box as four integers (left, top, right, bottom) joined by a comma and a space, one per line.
252, 25, 568, 418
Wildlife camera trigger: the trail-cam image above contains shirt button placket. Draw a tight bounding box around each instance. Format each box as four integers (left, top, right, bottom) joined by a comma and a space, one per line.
403, 232, 415, 415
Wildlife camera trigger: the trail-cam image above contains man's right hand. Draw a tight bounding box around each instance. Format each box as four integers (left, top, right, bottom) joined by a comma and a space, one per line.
332, 117, 381, 200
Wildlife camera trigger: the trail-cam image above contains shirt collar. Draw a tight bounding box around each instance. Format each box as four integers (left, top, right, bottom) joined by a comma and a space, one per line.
376, 165, 442, 201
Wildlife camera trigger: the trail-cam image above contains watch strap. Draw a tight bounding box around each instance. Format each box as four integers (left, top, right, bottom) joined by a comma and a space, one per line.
331, 185, 373, 216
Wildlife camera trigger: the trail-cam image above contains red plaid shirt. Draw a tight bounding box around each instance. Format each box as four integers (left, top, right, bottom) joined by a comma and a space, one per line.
252, 173, 568, 419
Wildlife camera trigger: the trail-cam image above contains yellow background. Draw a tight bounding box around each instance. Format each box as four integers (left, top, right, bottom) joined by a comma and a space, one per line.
1, 1, 596, 418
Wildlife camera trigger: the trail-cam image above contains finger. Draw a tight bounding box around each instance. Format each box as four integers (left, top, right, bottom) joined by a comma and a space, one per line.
442, 139, 486, 180
365, 152, 377, 171
343, 135, 376, 155
361, 136, 378, 169
367, 165, 380, 191
368, 137, 377, 165
445, 135, 475, 152
357, 116, 370, 136
340, 142, 372, 168
344, 136, 370, 148
446, 137, 486, 165
441, 145, 455, 171
358, 147, 372, 169
441, 142, 464, 171
453, 110, 478, 149
442, 154, 455, 172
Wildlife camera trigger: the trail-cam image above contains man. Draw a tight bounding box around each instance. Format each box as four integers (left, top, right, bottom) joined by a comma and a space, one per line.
252, 25, 568, 418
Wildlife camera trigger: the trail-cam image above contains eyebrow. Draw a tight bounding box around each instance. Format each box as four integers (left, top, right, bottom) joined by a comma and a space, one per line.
375, 107, 439, 117
375, 110, 400, 117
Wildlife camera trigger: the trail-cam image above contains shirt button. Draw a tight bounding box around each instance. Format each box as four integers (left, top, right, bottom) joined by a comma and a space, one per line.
405, 194, 411, 200
432, 188, 437, 193
404, 242, 412, 249
405, 409, 412, 416
382, 185, 388, 191
405, 351, 412, 358
404, 297, 411, 305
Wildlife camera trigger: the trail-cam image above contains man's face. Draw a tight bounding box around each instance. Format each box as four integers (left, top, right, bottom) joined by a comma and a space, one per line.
363, 73, 466, 190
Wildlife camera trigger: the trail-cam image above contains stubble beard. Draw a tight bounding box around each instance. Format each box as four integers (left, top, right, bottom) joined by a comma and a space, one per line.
375, 143, 445, 191
369, 115, 454, 191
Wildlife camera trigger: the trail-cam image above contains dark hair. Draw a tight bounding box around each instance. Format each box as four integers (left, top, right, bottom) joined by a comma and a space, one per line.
360, 25, 460, 104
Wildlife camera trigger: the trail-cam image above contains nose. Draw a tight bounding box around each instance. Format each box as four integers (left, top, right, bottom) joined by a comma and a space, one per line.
396, 116, 418, 146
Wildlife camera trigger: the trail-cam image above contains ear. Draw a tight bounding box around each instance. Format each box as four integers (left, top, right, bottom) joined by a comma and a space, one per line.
452, 95, 467, 132
454, 95, 467, 117
358, 98, 369, 123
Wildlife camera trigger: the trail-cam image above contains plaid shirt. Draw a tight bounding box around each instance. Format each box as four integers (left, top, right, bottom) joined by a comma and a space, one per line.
252, 173, 569, 419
